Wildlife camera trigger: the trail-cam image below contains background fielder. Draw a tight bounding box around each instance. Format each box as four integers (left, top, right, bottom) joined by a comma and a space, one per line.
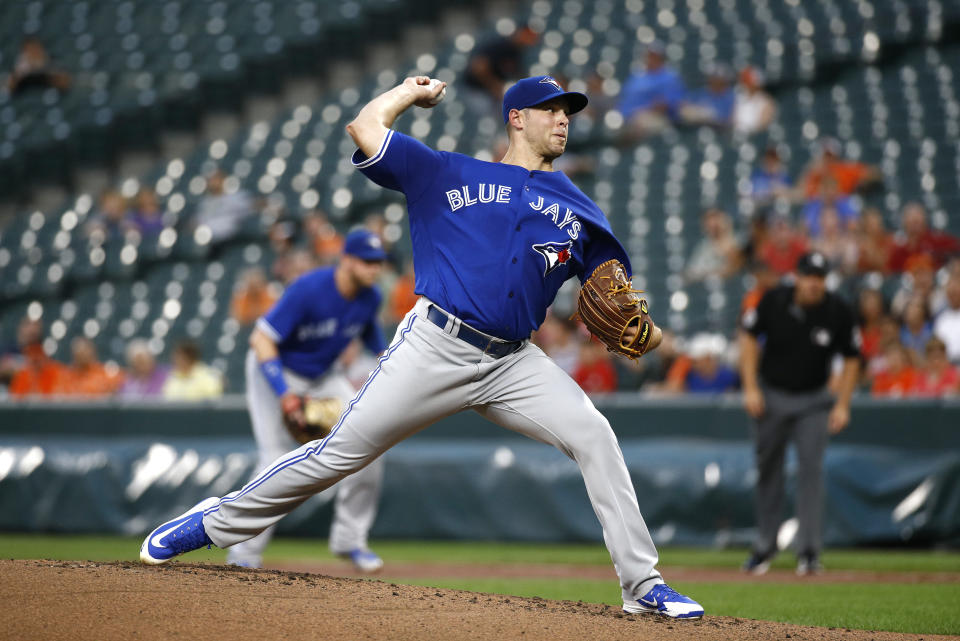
226, 228, 389, 572
141, 74, 704, 620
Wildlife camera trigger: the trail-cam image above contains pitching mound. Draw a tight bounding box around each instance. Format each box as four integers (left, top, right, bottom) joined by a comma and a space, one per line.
1, 559, 952, 641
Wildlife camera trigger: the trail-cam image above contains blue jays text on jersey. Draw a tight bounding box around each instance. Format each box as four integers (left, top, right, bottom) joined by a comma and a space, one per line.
352, 130, 629, 340
257, 266, 387, 378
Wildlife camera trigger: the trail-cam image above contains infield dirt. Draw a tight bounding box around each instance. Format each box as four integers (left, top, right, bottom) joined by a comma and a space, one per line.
2, 559, 956, 641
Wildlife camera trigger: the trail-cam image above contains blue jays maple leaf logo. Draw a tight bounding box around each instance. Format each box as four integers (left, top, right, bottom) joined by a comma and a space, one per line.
539, 76, 563, 91
532, 240, 574, 277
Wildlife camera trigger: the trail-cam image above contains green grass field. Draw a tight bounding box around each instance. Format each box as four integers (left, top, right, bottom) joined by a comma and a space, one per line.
3, 535, 958, 636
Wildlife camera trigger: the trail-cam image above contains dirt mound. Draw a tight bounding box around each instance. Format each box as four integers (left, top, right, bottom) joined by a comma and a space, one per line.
1, 560, 953, 641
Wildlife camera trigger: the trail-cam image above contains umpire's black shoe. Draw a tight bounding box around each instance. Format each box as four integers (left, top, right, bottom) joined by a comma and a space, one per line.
796, 552, 824, 576
741, 550, 773, 575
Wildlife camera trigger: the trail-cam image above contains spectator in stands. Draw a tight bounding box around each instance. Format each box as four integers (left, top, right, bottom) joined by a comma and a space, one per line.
618, 42, 685, 140
915, 337, 960, 397
684, 334, 738, 393
7, 37, 71, 96
129, 187, 166, 236
855, 208, 894, 274
887, 203, 960, 273
58, 337, 123, 397
810, 207, 858, 275
900, 296, 933, 359
739, 214, 770, 267
856, 289, 887, 364
733, 66, 776, 135
741, 262, 779, 318
162, 341, 223, 400
302, 211, 343, 265
87, 189, 132, 240
890, 254, 936, 319
749, 147, 792, 206
679, 64, 736, 129
231, 267, 278, 327
933, 276, 960, 363
799, 137, 882, 200
277, 248, 317, 285
534, 313, 581, 376
871, 343, 918, 397
267, 218, 295, 274
686, 208, 740, 282
119, 339, 169, 398
387, 260, 418, 326
573, 340, 618, 394
931, 258, 960, 316
194, 169, 254, 244
802, 176, 859, 238
759, 215, 808, 275
865, 315, 903, 384
463, 24, 539, 111
9, 318, 65, 397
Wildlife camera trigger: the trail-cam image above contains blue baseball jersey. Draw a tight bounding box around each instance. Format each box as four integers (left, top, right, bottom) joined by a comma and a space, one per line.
257, 266, 387, 378
352, 130, 630, 340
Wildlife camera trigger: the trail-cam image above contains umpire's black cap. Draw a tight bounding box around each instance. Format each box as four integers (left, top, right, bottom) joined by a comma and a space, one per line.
796, 251, 829, 277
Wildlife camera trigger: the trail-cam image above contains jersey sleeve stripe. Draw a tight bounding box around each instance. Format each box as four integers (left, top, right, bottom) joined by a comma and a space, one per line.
352, 129, 394, 169
256, 317, 282, 342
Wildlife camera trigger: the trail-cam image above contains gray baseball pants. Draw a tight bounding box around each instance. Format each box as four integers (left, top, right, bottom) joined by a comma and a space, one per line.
751, 385, 832, 557
205, 298, 664, 601
225, 349, 385, 566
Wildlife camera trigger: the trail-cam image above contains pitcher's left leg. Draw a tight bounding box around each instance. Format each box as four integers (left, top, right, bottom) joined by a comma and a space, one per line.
474, 345, 701, 618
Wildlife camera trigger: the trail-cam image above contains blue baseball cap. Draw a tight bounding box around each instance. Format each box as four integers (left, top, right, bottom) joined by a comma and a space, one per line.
502, 75, 588, 123
343, 229, 388, 261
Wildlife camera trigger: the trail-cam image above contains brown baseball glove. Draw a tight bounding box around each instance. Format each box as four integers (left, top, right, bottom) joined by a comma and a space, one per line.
282, 394, 345, 445
573, 259, 656, 360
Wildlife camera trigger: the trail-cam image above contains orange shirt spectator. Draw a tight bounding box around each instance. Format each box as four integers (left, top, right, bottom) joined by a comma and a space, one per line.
871, 344, 919, 397
231, 267, 278, 326
573, 341, 618, 393
662, 354, 692, 392
9, 344, 66, 396
60, 362, 124, 397
915, 337, 960, 397
388, 265, 418, 323
803, 161, 872, 198
801, 138, 880, 198
56, 337, 123, 397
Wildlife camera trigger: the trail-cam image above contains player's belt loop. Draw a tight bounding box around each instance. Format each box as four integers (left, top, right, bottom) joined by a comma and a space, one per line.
425, 304, 523, 359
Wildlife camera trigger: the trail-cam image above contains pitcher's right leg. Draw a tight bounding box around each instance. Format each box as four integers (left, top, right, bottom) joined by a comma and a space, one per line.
142, 309, 472, 563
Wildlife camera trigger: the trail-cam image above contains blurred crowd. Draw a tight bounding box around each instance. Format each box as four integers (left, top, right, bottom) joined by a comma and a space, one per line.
3, 30, 960, 402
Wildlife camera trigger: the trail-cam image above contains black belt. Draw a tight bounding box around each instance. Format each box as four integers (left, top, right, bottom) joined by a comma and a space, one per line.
426, 305, 523, 358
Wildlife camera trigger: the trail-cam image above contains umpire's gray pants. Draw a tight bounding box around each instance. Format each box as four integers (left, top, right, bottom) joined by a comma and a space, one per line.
751, 385, 831, 556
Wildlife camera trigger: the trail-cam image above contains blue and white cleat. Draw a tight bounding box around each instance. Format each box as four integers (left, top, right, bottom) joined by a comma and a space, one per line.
140, 497, 220, 565
624, 583, 704, 619
343, 548, 384, 573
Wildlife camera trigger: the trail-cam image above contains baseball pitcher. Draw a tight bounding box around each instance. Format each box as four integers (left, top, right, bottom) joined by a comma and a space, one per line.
141, 74, 703, 619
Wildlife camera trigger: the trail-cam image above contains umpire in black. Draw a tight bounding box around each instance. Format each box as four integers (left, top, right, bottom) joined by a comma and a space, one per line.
739, 251, 860, 576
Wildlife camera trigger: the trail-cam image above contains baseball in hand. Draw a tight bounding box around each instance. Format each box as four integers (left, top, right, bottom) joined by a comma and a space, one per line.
426, 78, 446, 106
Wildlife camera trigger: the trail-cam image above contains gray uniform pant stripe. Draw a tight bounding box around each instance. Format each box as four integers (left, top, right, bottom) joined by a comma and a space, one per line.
751, 385, 831, 556
205, 298, 663, 600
